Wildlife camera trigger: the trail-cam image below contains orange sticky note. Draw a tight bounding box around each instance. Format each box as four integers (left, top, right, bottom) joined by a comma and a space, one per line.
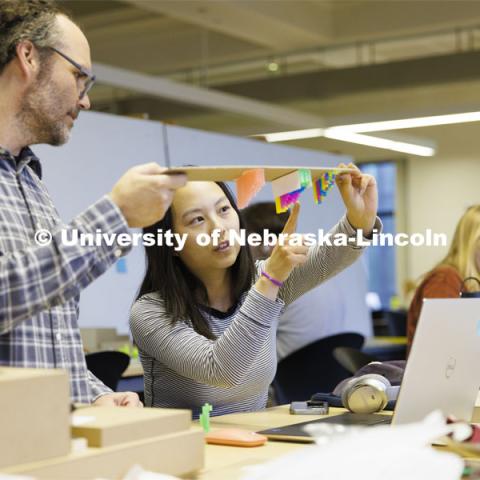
236, 169, 265, 209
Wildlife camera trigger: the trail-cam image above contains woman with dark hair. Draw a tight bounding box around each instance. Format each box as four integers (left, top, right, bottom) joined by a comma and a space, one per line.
130, 165, 379, 417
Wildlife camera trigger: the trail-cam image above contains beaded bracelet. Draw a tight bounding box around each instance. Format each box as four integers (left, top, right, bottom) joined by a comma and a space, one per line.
261, 271, 283, 288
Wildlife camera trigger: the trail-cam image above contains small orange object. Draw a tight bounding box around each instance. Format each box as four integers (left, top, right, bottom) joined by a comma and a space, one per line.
205, 428, 268, 447
236, 169, 265, 209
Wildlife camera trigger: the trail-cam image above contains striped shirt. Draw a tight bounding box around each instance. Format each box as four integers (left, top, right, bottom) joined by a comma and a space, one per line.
0, 146, 131, 403
130, 215, 379, 418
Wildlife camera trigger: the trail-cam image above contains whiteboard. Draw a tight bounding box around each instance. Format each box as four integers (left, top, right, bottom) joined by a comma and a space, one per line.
34, 111, 371, 337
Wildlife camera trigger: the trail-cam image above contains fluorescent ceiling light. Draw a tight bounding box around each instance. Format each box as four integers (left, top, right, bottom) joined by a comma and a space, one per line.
333, 111, 480, 133
261, 128, 324, 142
259, 109, 480, 155
258, 127, 434, 156
323, 131, 434, 157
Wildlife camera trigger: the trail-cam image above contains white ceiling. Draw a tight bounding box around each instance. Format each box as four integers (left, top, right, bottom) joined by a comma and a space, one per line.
64, 0, 480, 158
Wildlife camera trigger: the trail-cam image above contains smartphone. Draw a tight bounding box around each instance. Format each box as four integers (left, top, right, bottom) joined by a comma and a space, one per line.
289, 401, 329, 415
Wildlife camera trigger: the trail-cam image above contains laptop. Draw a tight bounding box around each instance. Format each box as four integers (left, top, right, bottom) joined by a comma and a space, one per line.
259, 298, 480, 442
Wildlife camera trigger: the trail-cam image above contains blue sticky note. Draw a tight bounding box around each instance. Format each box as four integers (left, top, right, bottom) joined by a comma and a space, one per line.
116, 258, 127, 274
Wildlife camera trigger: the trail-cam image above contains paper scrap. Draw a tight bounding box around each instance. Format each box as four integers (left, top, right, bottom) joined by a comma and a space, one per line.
313, 171, 336, 204
271, 169, 311, 198
122, 464, 181, 480
116, 258, 127, 274
236, 169, 265, 209
271, 170, 300, 198
242, 411, 463, 480
71, 415, 96, 427
277, 190, 302, 213
273, 169, 311, 213
275, 197, 288, 214
298, 168, 312, 190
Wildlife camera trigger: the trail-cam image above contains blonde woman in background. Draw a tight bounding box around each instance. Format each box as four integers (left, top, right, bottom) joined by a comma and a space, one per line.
407, 205, 480, 352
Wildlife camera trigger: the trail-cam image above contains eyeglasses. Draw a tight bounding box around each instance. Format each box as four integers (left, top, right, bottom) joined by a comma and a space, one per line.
49, 47, 96, 100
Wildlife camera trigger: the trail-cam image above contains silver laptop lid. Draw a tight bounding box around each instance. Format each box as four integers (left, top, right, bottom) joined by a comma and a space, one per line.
393, 298, 480, 425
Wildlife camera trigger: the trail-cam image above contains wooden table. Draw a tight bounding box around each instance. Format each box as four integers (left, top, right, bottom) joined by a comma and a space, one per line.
122, 361, 144, 378
363, 336, 407, 361
190, 405, 389, 479
117, 361, 144, 393
365, 336, 407, 347
190, 403, 480, 479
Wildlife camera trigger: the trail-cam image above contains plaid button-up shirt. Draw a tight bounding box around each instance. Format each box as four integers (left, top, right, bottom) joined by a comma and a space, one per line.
0, 146, 131, 403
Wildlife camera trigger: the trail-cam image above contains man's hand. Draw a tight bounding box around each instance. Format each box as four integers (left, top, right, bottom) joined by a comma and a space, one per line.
93, 391, 142, 407
109, 163, 187, 228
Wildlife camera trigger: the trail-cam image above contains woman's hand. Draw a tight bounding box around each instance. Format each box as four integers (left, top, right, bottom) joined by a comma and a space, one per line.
336, 162, 378, 236
263, 203, 309, 283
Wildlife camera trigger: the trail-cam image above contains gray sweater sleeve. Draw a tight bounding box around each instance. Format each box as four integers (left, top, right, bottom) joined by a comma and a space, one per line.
130, 288, 283, 389
258, 214, 382, 306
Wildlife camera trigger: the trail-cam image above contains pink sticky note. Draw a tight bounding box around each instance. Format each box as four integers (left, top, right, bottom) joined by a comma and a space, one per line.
236, 169, 265, 209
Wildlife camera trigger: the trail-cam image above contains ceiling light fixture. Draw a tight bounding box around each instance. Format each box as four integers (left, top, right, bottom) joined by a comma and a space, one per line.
267, 61, 279, 72
259, 127, 434, 156
258, 110, 480, 156
323, 130, 434, 156
261, 128, 324, 142
329, 111, 480, 133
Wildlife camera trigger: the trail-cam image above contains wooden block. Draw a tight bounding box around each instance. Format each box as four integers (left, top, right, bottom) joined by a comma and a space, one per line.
4, 428, 204, 479
72, 406, 191, 447
0, 368, 70, 468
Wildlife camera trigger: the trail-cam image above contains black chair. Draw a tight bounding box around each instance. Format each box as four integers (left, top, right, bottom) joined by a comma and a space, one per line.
272, 333, 364, 404
384, 310, 407, 337
333, 347, 378, 374
85, 351, 130, 391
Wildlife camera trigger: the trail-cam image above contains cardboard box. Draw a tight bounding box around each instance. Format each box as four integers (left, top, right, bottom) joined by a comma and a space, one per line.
80, 328, 128, 353
72, 406, 191, 447
167, 165, 354, 182
4, 427, 204, 479
0, 368, 70, 468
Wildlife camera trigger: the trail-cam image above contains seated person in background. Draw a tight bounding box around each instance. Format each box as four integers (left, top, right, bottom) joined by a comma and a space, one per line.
130, 164, 379, 417
241, 202, 289, 263
407, 205, 480, 352
242, 202, 371, 362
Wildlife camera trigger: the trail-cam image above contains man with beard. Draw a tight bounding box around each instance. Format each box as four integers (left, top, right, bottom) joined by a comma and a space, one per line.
0, 0, 186, 406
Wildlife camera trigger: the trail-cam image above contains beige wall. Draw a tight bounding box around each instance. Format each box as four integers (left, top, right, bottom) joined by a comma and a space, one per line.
403, 122, 480, 286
